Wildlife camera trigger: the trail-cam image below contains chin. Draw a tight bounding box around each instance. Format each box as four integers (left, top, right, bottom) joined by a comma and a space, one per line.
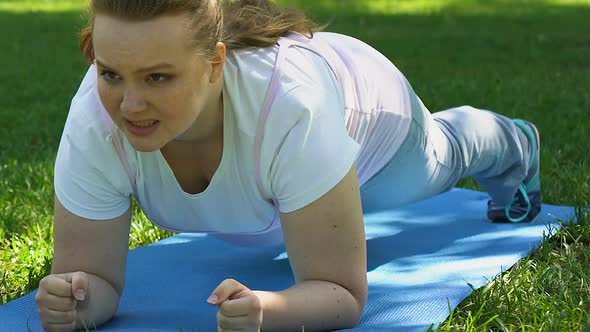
133, 145, 160, 153
124, 135, 165, 153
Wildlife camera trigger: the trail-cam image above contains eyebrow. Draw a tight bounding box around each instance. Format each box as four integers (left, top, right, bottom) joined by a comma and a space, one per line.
95, 59, 176, 73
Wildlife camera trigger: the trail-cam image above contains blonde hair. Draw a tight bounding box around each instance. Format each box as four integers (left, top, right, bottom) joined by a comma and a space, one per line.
80, 0, 328, 62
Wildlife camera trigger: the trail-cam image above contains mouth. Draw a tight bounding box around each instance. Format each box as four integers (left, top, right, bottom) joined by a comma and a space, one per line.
128, 119, 158, 127
124, 118, 160, 136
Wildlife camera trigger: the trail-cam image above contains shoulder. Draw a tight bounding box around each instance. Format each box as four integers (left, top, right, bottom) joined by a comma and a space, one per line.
268, 47, 346, 132
223, 41, 344, 130
63, 65, 112, 154
225, 45, 279, 82
223, 46, 280, 135
54, 66, 133, 219
57, 65, 127, 184
55, 65, 132, 198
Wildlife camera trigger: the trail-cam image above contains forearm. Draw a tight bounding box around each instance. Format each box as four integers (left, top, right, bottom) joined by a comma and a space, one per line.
74, 273, 120, 329
254, 280, 365, 331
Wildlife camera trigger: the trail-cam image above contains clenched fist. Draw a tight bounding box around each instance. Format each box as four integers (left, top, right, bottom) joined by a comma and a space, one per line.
208, 278, 263, 332
35, 271, 89, 332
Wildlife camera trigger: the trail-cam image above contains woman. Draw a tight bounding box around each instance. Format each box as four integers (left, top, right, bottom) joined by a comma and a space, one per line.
34, 0, 541, 331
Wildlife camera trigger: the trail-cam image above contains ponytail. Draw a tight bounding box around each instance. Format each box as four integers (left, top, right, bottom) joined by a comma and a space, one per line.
220, 0, 328, 49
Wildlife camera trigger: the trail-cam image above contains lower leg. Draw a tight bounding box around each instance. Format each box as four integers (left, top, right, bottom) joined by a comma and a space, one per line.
433, 105, 532, 206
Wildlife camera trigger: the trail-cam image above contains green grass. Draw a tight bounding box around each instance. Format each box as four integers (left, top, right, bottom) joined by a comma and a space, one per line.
0, 0, 86, 12
1, 0, 589, 330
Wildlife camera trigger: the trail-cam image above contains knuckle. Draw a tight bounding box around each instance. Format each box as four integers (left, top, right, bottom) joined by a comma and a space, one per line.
250, 298, 262, 312
61, 310, 74, 322
217, 312, 230, 329
68, 298, 77, 310
61, 282, 72, 297
219, 302, 229, 315
42, 322, 58, 332
73, 271, 87, 281
34, 292, 42, 303
221, 278, 236, 289
57, 310, 76, 322
38, 307, 52, 319
218, 319, 231, 330
39, 276, 49, 288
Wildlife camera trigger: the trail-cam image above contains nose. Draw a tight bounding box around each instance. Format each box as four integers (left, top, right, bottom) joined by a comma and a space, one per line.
120, 87, 147, 113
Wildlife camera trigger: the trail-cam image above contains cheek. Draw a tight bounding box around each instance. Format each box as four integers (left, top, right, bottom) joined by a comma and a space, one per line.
154, 85, 193, 118
163, 80, 206, 116
97, 81, 120, 116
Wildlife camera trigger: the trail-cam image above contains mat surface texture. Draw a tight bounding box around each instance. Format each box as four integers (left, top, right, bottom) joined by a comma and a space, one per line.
0, 189, 577, 331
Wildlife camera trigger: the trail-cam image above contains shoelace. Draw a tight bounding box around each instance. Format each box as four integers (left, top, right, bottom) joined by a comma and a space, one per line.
505, 120, 537, 223
505, 184, 532, 223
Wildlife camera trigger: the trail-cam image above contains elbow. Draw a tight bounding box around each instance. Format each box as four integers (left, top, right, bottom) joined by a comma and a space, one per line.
340, 300, 365, 329
342, 283, 368, 328
351, 289, 368, 327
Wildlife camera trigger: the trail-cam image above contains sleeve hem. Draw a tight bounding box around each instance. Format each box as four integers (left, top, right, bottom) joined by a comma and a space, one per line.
55, 188, 131, 221
277, 147, 359, 214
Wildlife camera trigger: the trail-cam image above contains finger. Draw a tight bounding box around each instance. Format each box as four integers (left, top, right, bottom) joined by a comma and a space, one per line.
41, 275, 73, 298
218, 327, 244, 332
53, 272, 74, 283
208, 279, 245, 305
54, 272, 88, 301
219, 297, 259, 317
42, 321, 76, 332
38, 308, 76, 324
217, 311, 250, 330
218, 327, 246, 332
70, 271, 89, 301
37, 293, 76, 311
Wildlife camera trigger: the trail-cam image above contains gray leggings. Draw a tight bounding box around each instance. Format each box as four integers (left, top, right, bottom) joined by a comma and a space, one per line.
360, 96, 531, 212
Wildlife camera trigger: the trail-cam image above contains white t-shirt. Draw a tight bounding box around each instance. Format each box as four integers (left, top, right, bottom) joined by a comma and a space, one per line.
54, 32, 412, 234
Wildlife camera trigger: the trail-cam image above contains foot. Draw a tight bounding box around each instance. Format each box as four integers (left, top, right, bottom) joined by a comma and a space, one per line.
487, 119, 542, 223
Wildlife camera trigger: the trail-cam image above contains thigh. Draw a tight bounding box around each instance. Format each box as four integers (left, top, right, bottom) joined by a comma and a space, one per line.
359, 105, 455, 212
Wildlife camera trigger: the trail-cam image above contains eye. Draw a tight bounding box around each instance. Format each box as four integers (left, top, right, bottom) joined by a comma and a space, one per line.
100, 70, 120, 81
148, 73, 171, 83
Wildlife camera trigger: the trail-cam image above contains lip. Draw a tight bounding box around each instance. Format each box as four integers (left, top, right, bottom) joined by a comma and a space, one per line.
124, 119, 160, 136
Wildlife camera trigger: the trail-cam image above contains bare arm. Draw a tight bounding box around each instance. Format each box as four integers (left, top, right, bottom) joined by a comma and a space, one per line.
255, 164, 368, 331
52, 196, 132, 329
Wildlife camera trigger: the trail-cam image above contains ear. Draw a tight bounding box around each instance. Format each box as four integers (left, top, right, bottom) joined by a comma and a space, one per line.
209, 42, 226, 84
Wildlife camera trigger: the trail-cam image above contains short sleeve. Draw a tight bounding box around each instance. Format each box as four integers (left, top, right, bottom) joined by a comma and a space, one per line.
260, 82, 360, 214
54, 67, 132, 220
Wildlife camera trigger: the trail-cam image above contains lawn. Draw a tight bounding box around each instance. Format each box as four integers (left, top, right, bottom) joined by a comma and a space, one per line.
1, 0, 589, 330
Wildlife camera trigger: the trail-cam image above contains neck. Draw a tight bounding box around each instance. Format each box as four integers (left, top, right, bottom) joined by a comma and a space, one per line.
175, 80, 224, 144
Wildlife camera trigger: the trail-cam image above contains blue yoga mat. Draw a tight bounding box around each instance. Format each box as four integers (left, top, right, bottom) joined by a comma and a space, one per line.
0, 188, 577, 331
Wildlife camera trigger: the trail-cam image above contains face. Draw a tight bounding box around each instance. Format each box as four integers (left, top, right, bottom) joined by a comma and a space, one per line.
92, 13, 224, 152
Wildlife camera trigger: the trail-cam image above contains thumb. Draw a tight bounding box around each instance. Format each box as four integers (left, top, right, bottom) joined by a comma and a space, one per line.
70, 271, 89, 301
207, 278, 244, 305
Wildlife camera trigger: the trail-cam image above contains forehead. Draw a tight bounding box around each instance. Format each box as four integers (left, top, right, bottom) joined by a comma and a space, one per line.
93, 13, 194, 68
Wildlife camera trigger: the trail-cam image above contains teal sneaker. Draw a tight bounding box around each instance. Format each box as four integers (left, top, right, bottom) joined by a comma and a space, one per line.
487, 119, 542, 223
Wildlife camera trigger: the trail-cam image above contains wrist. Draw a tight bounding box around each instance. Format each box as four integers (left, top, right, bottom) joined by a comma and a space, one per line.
252, 290, 288, 328
74, 273, 120, 329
